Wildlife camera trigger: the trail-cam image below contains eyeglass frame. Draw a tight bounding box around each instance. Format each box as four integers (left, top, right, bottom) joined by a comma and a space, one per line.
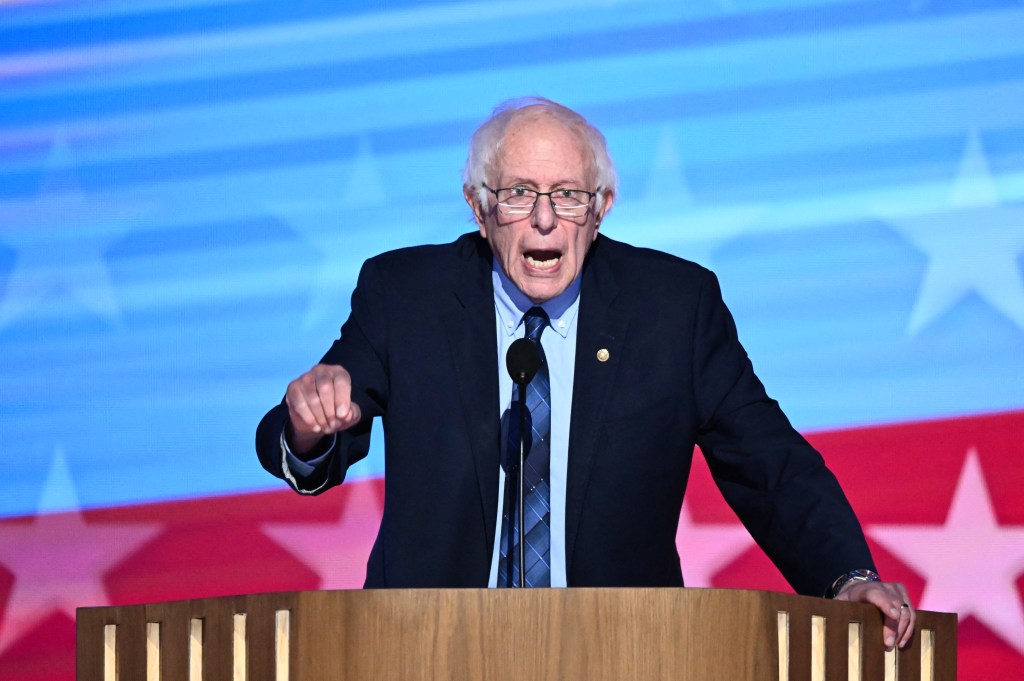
481, 183, 599, 217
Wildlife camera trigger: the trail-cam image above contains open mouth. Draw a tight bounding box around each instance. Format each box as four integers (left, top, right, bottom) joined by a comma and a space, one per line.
524, 249, 561, 271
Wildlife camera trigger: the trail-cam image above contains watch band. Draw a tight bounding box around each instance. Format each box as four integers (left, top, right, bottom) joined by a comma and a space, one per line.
825, 569, 881, 599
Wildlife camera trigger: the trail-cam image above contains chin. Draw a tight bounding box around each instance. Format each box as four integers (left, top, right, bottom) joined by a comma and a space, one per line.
520, 282, 562, 304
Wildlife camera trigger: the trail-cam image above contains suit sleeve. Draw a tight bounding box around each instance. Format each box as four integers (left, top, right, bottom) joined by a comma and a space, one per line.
691, 271, 875, 596
255, 257, 391, 494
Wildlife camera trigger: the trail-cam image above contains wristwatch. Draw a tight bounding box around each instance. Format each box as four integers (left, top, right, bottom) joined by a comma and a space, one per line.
825, 569, 881, 599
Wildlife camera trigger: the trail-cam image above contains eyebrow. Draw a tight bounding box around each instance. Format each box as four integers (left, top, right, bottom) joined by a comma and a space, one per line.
501, 177, 587, 188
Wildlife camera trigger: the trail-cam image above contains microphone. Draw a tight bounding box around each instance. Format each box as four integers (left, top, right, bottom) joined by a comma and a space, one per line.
506, 337, 540, 385
504, 337, 541, 588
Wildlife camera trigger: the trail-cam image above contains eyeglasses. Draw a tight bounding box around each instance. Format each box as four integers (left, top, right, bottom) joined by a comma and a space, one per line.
483, 184, 597, 217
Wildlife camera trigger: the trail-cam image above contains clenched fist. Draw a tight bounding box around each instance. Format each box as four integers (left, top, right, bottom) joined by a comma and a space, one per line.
285, 363, 363, 455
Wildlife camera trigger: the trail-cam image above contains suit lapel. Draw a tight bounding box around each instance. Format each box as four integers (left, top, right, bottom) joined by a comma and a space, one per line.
443, 235, 502, 553
565, 236, 629, 572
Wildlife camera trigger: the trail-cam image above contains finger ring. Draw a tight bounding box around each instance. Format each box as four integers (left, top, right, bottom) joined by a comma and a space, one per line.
900, 603, 910, 609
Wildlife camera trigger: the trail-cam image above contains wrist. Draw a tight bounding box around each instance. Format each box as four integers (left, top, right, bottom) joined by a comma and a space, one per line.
284, 422, 329, 460
825, 569, 880, 599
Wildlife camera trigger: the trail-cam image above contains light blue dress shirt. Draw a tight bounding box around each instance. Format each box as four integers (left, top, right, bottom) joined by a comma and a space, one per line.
487, 261, 580, 588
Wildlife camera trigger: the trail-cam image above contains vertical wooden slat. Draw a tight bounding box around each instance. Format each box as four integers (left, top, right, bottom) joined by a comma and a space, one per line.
103, 624, 117, 681
884, 648, 897, 681
189, 618, 203, 681
275, 610, 290, 681
848, 622, 862, 681
233, 613, 247, 681
920, 629, 935, 681
811, 616, 826, 681
779, 611, 790, 681
146, 622, 160, 681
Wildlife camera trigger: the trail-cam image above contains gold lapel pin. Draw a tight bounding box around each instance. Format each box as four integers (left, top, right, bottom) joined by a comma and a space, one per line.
596, 348, 610, 362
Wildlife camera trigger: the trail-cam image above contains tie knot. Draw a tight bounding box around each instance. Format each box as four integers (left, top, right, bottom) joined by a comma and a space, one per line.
523, 307, 548, 342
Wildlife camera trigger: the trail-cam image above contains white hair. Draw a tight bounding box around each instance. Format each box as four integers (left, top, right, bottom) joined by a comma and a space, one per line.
462, 97, 617, 211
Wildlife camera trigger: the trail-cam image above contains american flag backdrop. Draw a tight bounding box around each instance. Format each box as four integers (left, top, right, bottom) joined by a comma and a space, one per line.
1, 0, 1023, 679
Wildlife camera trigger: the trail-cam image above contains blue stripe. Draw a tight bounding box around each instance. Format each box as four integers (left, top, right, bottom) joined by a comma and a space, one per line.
3, 1, 1021, 125
1, 55, 1022, 200
0, 0, 435, 55
3, 0, 1019, 57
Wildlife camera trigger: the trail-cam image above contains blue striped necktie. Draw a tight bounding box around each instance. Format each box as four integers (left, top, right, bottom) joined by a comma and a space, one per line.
499, 306, 551, 588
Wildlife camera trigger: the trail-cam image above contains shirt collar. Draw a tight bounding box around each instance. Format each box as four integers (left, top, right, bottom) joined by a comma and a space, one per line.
492, 259, 581, 339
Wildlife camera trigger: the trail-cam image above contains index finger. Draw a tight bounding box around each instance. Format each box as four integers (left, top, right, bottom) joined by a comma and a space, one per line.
324, 367, 356, 426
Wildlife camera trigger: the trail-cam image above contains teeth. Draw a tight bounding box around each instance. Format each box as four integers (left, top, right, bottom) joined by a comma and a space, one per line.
525, 254, 560, 269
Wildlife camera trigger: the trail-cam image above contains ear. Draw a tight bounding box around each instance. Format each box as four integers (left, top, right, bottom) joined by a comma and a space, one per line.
594, 189, 615, 233
464, 184, 488, 236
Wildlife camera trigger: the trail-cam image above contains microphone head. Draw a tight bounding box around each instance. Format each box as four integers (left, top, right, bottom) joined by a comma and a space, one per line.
506, 338, 541, 385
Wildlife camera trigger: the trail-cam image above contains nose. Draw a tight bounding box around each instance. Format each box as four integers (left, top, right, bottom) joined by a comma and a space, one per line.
532, 193, 558, 231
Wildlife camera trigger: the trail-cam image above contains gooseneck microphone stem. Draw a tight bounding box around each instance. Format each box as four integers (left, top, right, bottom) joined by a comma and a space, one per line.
505, 337, 540, 588
517, 381, 527, 588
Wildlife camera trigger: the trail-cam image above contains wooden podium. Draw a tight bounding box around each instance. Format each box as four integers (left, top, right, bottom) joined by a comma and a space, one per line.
77, 588, 956, 681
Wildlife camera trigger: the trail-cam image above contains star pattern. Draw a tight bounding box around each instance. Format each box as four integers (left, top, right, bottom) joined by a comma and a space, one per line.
262, 478, 384, 590
0, 448, 162, 655
869, 448, 1024, 654
0, 136, 151, 330
266, 138, 461, 331
675, 499, 754, 588
615, 126, 765, 269
0, 3, 1023, 680
882, 130, 1024, 335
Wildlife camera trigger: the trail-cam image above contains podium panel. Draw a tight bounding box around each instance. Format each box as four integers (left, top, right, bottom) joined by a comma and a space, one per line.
77, 588, 956, 681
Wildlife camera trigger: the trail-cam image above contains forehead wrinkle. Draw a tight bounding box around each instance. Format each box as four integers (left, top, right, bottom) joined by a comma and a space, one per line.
493, 113, 594, 187
501, 175, 588, 189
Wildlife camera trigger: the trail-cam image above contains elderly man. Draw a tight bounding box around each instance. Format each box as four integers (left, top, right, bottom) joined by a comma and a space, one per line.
256, 97, 915, 649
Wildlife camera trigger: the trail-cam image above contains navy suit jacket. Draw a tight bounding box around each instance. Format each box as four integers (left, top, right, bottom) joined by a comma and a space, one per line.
256, 232, 874, 595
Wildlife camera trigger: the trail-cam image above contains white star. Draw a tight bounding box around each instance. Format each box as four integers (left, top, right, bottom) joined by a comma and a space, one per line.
612, 126, 765, 269
262, 478, 384, 590
266, 138, 461, 331
642, 127, 695, 207
0, 447, 162, 654
869, 448, 1024, 654
882, 129, 1024, 335
341, 136, 387, 207
675, 499, 754, 587
0, 136, 150, 330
